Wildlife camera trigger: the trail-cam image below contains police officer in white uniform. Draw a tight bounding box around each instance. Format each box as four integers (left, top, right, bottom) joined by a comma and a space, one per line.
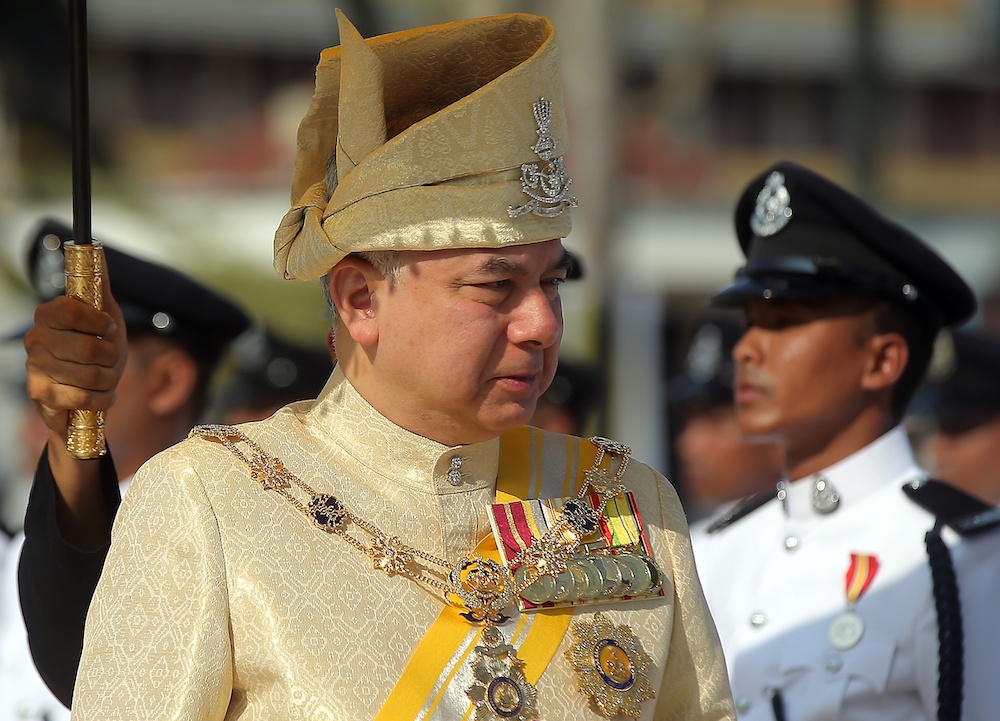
692, 161, 1000, 721
910, 328, 1000, 507
667, 316, 783, 526
2, 219, 248, 718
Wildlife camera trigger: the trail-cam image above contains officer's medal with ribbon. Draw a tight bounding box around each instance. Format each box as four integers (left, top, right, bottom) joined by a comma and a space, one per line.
828, 552, 879, 650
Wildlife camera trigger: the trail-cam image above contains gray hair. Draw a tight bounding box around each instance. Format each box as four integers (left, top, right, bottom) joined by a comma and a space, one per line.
320, 251, 404, 326
319, 125, 418, 325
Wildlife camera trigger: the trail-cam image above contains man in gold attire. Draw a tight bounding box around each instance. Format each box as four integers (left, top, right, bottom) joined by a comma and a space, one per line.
66, 12, 734, 720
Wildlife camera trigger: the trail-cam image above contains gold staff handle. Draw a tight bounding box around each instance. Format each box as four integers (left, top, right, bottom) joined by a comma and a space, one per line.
64, 240, 107, 458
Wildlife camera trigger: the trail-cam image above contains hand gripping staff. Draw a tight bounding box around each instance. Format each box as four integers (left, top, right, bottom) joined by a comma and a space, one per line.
64, 0, 106, 458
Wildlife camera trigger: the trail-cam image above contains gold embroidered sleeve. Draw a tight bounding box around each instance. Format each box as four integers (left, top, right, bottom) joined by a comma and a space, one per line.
648, 467, 736, 721
71, 445, 233, 720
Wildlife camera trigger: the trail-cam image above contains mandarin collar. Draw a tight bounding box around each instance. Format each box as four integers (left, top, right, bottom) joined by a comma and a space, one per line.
303, 367, 499, 495
782, 425, 921, 520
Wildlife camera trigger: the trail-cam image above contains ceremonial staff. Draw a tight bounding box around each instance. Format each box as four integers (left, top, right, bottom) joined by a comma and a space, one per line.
65, 0, 106, 458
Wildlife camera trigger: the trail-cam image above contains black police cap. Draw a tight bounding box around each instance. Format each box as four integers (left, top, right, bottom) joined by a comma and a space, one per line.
215, 326, 333, 414
711, 161, 976, 328
565, 249, 584, 281
667, 317, 742, 411
28, 218, 250, 361
539, 360, 603, 417
911, 330, 1000, 431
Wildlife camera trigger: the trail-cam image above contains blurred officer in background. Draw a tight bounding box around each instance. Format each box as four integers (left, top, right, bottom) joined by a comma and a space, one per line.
529, 358, 604, 436
667, 316, 782, 525
210, 325, 333, 425
4, 218, 249, 716
693, 161, 1000, 721
910, 329, 1000, 506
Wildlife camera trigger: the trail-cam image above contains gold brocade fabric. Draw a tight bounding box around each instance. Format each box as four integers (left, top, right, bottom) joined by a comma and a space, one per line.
71, 368, 734, 720
273, 12, 573, 281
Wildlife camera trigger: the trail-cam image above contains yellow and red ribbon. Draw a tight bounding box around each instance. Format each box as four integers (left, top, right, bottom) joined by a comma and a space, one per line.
844, 552, 879, 605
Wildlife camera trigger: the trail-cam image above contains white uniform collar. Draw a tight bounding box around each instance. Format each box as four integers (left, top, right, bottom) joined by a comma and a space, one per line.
304, 366, 500, 496
782, 425, 921, 520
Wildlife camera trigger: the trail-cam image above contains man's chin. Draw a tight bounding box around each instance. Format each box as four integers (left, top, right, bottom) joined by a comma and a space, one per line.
735, 414, 783, 445
482, 399, 538, 434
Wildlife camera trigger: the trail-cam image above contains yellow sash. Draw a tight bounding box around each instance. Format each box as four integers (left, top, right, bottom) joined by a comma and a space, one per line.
375, 427, 600, 720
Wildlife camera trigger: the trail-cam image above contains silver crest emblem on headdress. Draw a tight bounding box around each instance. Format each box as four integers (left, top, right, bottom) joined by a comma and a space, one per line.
750, 171, 792, 236
507, 97, 578, 219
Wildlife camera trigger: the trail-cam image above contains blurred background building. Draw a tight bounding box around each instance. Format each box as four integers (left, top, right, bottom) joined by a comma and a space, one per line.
1, 0, 998, 521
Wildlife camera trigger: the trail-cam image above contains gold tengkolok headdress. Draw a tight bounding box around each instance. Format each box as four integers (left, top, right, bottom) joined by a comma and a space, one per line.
273, 10, 575, 281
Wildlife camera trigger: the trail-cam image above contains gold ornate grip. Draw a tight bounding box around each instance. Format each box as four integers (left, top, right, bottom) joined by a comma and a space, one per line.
64, 241, 107, 458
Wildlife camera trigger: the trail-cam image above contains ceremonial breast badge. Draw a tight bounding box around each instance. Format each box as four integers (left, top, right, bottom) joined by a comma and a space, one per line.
566, 612, 655, 719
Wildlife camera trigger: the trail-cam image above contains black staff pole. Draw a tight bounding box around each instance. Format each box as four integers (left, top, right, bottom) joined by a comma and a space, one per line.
65, 0, 106, 458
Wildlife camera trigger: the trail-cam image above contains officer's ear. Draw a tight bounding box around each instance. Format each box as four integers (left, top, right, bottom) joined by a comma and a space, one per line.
861, 331, 908, 392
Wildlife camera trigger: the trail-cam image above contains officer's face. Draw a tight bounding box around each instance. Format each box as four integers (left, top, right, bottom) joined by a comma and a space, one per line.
924, 418, 1000, 505
732, 297, 880, 450
359, 239, 568, 446
675, 404, 783, 509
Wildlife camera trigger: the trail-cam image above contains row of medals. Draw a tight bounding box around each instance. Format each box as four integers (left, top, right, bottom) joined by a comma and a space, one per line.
513, 551, 662, 605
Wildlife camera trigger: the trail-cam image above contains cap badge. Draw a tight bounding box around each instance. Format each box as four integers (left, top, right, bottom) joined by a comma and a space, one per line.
686, 323, 724, 383
508, 97, 578, 219
927, 331, 957, 382
750, 171, 793, 236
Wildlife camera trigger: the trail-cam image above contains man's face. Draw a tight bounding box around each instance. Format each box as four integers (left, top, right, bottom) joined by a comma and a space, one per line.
924, 416, 1000, 504
674, 404, 783, 510
365, 239, 568, 445
732, 297, 877, 447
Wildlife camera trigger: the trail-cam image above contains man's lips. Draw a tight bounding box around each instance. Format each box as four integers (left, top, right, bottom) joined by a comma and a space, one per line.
493, 369, 542, 390
734, 375, 768, 403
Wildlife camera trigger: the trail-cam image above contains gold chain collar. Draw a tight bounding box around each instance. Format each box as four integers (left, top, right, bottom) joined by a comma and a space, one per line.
189, 424, 630, 622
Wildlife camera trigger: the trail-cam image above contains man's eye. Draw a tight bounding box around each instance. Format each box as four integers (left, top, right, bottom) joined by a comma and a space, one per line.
470, 279, 510, 291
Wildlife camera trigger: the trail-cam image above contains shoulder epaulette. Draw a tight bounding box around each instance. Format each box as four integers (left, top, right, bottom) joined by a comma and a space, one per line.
903, 478, 1000, 537
705, 490, 778, 534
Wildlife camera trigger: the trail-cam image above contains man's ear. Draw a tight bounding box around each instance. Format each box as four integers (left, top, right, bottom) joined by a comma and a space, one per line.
328, 257, 383, 347
861, 332, 909, 392
147, 348, 199, 417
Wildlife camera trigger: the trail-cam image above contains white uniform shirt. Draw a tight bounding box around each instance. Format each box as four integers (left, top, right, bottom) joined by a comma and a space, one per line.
0, 533, 71, 721
693, 426, 961, 721
0, 478, 130, 721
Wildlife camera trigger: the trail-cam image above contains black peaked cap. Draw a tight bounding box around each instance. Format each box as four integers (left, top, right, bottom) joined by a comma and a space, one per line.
668, 316, 743, 411
911, 329, 1000, 427
28, 218, 250, 359
711, 161, 976, 328
216, 326, 333, 413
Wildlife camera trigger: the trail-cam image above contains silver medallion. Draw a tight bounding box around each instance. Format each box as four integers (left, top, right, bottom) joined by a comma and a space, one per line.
828, 610, 865, 650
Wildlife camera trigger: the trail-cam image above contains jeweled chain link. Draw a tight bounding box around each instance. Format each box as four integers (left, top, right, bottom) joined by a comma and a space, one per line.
190, 425, 456, 596
189, 425, 630, 606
